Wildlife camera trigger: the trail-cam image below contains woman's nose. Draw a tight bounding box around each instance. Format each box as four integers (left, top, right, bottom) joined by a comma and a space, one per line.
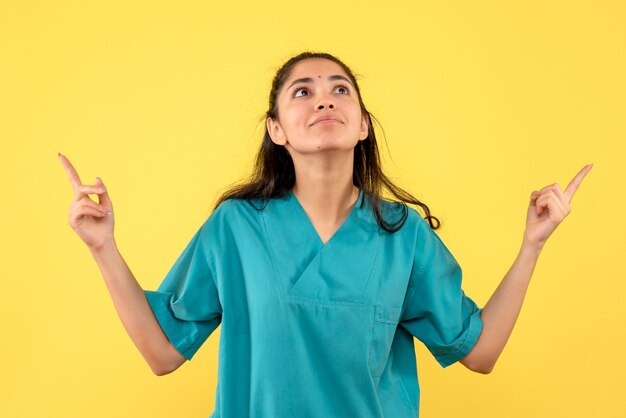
316, 102, 334, 110
315, 91, 335, 110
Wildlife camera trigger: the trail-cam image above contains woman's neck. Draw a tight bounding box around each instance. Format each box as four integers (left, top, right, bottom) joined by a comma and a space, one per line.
291, 152, 359, 227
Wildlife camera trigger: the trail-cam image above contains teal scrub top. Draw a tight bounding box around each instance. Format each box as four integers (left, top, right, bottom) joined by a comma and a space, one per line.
144, 189, 483, 417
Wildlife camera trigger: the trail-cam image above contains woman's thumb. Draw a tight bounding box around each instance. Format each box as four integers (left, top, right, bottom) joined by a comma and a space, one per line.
95, 177, 111, 207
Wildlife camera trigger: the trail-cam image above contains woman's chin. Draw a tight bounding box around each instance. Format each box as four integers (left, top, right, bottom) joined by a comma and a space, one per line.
307, 137, 360, 152
306, 142, 357, 154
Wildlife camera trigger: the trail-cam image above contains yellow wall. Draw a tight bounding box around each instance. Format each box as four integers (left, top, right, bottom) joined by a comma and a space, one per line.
1, 1, 624, 417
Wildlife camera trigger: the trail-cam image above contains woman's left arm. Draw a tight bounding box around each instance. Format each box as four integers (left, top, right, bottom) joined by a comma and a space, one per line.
460, 164, 593, 374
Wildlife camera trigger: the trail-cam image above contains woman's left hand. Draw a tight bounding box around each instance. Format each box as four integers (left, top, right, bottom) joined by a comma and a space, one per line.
523, 164, 593, 251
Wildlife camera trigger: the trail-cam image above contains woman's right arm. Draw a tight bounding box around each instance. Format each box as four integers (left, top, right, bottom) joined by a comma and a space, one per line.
58, 153, 186, 376
89, 238, 187, 376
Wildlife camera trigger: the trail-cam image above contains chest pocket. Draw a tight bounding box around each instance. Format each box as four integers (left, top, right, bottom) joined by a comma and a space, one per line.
369, 304, 403, 383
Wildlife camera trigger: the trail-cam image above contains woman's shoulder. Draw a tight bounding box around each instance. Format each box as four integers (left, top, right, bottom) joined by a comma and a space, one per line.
209, 196, 266, 221
376, 196, 429, 232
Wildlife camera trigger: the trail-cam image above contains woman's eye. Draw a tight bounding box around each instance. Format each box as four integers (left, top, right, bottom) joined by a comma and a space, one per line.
293, 84, 350, 98
294, 88, 309, 97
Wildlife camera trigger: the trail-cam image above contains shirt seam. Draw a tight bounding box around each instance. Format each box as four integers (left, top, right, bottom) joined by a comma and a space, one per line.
413, 220, 434, 289
260, 207, 288, 294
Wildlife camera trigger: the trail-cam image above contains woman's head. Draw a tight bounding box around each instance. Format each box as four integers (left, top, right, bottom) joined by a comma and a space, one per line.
255, 51, 382, 196
265, 52, 372, 144
265, 56, 369, 156
213, 51, 441, 231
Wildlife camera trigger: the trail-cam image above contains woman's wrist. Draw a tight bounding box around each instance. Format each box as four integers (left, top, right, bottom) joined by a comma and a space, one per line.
89, 236, 118, 261
521, 233, 544, 257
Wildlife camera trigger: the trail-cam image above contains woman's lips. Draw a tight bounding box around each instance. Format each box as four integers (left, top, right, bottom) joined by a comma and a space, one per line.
312, 118, 341, 125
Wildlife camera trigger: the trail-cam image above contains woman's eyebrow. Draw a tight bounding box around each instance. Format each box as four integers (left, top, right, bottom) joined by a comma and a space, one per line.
286, 75, 353, 91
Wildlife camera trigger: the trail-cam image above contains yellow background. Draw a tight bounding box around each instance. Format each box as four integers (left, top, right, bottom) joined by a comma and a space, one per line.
1, 1, 624, 417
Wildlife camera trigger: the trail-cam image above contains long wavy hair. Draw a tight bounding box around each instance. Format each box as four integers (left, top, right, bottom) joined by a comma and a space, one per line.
213, 51, 441, 232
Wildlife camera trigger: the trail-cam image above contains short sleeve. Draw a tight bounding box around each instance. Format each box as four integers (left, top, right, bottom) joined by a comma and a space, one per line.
399, 218, 483, 368
144, 222, 222, 361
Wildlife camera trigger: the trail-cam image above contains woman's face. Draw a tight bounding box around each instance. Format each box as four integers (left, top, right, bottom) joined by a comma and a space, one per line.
267, 58, 369, 156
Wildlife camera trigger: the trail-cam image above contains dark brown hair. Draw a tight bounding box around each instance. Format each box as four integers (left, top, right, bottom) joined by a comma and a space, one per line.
213, 51, 441, 231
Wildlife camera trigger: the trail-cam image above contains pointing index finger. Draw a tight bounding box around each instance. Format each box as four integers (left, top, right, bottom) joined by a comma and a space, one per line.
564, 164, 593, 201
58, 153, 83, 193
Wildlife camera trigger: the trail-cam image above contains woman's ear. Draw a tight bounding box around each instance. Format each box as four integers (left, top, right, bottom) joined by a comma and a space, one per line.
358, 114, 370, 141
266, 117, 287, 145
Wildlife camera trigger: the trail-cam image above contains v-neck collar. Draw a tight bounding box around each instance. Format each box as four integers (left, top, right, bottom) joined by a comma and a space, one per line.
289, 188, 364, 247
261, 188, 381, 303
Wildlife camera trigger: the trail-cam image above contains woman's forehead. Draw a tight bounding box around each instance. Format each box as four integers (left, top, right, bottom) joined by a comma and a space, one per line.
287, 58, 348, 81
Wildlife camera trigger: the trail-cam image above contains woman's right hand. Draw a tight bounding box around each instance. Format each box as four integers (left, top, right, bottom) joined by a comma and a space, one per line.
59, 153, 115, 250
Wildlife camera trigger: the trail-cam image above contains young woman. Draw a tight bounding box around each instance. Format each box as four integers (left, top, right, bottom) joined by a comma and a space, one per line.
59, 51, 592, 417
